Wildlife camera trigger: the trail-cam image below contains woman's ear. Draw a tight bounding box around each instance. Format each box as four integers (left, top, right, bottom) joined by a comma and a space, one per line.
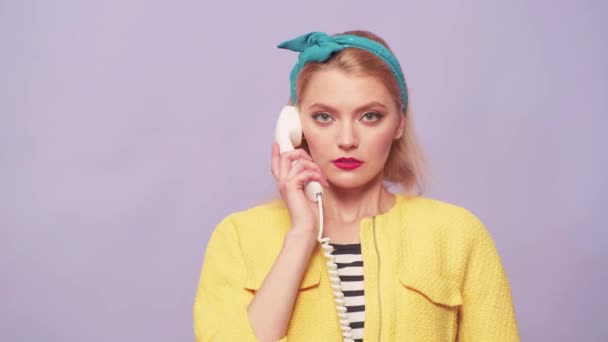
394, 115, 405, 140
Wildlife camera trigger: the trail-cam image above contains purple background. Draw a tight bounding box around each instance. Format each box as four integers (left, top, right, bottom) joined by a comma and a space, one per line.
2, 0, 606, 341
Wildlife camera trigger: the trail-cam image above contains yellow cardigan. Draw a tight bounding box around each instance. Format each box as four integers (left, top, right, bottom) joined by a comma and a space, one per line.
193, 194, 519, 341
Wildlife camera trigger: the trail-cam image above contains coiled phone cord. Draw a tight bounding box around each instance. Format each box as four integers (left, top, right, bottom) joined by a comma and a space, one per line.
315, 194, 355, 342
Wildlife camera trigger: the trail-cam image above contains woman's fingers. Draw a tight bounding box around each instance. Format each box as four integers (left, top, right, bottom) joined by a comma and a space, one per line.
271, 141, 280, 180
282, 170, 328, 192
285, 159, 328, 187
270, 144, 327, 235
278, 148, 313, 181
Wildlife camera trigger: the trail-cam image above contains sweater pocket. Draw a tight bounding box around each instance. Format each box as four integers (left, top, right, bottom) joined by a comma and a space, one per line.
242, 262, 323, 341
242, 249, 322, 292
243, 267, 321, 291
397, 269, 462, 341
399, 269, 462, 307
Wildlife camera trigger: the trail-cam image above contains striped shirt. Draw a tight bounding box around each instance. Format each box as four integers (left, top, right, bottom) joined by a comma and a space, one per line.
330, 243, 365, 342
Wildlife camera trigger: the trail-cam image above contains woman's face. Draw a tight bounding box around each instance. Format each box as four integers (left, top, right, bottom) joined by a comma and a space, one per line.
298, 68, 405, 190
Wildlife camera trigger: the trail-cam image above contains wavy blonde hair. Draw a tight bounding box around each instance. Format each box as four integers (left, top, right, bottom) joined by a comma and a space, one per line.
294, 30, 429, 196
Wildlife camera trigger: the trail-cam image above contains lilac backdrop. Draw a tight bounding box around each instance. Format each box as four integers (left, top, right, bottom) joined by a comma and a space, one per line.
1, 0, 606, 341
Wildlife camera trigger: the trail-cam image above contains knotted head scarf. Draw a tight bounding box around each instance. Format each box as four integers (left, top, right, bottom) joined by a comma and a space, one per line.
277, 31, 409, 115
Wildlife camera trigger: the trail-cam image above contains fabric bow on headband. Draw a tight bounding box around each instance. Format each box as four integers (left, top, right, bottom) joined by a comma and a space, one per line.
277, 31, 409, 115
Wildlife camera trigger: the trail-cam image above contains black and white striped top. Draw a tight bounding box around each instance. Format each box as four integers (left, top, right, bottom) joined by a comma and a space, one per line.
330, 243, 365, 342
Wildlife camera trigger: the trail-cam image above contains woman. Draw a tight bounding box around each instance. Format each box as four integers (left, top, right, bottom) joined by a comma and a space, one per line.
193, 30, 519, 342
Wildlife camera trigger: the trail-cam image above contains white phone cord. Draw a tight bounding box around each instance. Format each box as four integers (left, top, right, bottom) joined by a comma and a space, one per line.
316, 194, 355, 342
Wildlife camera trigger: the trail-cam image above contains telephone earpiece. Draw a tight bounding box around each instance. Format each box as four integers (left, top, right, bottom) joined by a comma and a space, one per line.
274, 106, 302, 153
274, 105, 323, 202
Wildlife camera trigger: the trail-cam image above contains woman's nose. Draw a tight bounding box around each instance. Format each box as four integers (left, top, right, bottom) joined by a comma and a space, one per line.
337, 123, 359, 151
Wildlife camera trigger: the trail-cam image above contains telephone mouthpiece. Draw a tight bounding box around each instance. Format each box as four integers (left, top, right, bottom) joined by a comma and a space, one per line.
305, 181, 323, 203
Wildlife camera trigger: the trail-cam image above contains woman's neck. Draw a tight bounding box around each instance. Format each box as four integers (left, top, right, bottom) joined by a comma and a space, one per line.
322, 176, 396, 225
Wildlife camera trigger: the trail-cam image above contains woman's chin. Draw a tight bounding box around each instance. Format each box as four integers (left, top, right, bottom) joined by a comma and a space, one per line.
325, 174, 377, 191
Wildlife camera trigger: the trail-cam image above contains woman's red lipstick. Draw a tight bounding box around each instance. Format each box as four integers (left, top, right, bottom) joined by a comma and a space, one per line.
332, 157, 364, 170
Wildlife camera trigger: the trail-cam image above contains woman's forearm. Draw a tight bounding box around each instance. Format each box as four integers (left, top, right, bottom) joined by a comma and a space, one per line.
246, 228, 318, 342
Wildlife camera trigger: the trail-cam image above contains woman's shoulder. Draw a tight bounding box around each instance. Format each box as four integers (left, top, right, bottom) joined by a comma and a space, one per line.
226, 198, 289, 224
395, 194, 489, 240
212, 198, 291, 239
397, 194, 481, 221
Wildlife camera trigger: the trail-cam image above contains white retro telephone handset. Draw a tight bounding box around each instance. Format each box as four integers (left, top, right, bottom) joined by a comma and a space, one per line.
275, 105, 355, 342
274, 105, 324, 202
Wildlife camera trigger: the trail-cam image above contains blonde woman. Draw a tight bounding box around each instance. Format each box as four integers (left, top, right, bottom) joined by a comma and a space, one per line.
193, 30, 519, 342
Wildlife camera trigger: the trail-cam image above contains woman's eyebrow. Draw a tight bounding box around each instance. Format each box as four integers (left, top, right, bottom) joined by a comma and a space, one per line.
308, 101, 388, 113
307, 103, 338, 112
356, 101, 388, 111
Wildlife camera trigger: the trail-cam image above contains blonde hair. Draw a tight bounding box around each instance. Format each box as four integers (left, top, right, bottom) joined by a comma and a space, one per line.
295, 30, 429, 196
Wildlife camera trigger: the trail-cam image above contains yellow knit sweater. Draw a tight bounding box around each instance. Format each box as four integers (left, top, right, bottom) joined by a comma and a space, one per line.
193, 194, 519, 341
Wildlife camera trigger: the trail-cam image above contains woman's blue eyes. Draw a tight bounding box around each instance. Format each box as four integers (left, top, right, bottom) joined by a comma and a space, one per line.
362, 112, 382, 121
312, 112, 383, 123
313, 113, 332, 122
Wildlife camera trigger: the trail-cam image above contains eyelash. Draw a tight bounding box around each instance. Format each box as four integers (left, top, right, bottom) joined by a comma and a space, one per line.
362, 112, 383, 121
312, 112, 333, 122
312, 111, 384, 123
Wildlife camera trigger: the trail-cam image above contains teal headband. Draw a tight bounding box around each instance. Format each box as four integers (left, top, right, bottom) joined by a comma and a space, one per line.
277, 31, 409, 114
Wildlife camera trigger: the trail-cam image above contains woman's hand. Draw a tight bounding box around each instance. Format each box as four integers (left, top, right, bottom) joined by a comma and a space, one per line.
271, 141, 329, 236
